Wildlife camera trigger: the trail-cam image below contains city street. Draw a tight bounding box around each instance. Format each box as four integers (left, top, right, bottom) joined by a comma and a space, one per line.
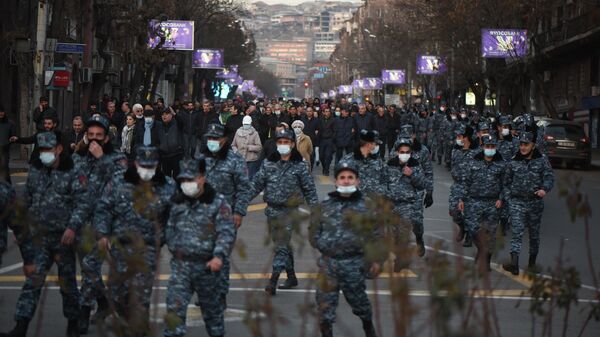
2, 160, 599, 337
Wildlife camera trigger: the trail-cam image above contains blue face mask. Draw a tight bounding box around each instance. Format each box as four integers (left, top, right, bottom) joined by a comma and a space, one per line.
484, 149, 496, 157
277, 144, 291, 156
39, 152, 56, 166
207, 140, 221, 153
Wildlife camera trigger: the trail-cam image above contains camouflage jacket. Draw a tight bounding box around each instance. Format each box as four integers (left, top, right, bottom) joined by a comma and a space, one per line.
25, 153, 89, 234
497, 137, 518, 162
201, 145, 251, 216
309, 191, 383, 262
456, 151, 508, 201
72, 142, 127, 201
383, 157, 426, 202
166, 183, 235, 260
250, 150, 318, 207
411, 140, 433, 194
342, 149, 387, 196
450, 145, 478, 183
504, 148, 554, 199
1, 181, 35, 264
93, 167, 176, 245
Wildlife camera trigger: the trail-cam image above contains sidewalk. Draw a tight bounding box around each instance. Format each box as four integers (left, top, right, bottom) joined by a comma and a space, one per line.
592, 148, 600, 167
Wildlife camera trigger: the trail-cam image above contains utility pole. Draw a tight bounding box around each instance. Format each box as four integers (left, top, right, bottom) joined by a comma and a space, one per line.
33, 0, 48, 121
81, 0, 94, 112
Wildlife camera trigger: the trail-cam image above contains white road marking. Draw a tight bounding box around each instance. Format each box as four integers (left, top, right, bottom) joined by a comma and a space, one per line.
0, 262, 23, 275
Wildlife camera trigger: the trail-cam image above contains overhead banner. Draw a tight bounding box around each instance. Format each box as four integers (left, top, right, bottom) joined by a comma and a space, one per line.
416, 55, 447, 75
352, 78, 382, 90
241, 80, 255, 92
338, 85, 353, 94
328, 90, 337, 98
216, 65, 238, 79
481, 29, 528, 58
148, 20, 194, 50
228, 75, 244, 85
381, 70, 406, 84
193, 49, 224, 69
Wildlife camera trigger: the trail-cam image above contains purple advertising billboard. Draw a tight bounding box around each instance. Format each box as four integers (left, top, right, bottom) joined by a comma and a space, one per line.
148, 20, 194, 50
338, 85, 353, 94
328, 90, 337, 98
241, 80, 254, 92
228, 75, 244, 85
216, 65, 238, 79
352, 78, 382, 90
481, 29, 528, 58
381, 70, 406, 84
193, 49, 224, 69
416, 55, 447, 75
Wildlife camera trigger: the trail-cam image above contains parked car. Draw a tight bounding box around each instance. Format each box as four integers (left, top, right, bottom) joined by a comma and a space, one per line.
538, 118, 591, 169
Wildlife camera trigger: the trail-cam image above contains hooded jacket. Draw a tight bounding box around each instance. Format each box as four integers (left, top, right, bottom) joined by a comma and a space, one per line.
232, 126, 262, 162
384, 156, 426, 202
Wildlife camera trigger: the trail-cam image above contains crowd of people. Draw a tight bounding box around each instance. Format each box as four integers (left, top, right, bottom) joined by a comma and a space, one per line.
0, 95, 554, 337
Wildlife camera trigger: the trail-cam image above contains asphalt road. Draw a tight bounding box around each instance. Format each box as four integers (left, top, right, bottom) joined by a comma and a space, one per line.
1, 161, 599, 337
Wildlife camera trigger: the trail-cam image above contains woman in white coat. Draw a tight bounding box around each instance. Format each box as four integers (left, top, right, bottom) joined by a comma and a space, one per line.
232, 116, 263, 179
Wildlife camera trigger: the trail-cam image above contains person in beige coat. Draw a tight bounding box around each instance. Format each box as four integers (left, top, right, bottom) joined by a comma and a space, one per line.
232, 116, 263, 178
291, 120, 313, 171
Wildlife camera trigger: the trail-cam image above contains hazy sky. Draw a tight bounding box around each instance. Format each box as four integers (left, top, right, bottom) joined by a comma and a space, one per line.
251, 0, 361, 5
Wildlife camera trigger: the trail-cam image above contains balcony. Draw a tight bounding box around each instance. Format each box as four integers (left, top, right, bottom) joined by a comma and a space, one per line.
535, 7, 600, 55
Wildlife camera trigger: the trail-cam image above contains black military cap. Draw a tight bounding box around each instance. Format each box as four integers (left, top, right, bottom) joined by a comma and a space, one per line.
481, 134, 498, 146
334, 159, 359, 177
393, 137, 413, 151
177, 157, 206, 180
37, 132, 58, 149
454, 124, 467, 136
85, 114, 109, 133
136, 146, 159, 166
358, 129, 382, 145
498, 116, 511, 126
275, 129, 296, 142
478, 121, 490, 131
400, 124, 414, 135
518, 131, 535, 143
205, 123, 226, 138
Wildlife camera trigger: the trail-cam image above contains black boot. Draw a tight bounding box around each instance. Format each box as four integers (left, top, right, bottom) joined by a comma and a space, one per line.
278, 270, 298, 289
320, 322, 333, 337
527, 254, 540, 273
0, 319, 29, 337
455, 223, 466, 242
362, 319, 378, 337
502, 253, 520, 276
67, 319, 80, 337
91, 295, 110, 323
79, 306, 91, 334
462, 232, 473, 247
416, 236, 425, 257
485, 253, 492, 272
265, 272, 280, 296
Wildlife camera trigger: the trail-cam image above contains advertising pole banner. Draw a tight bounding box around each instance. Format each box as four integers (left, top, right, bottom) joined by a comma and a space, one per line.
148, 20, 194, 50
338, 85, 353, 94
216, 65, 239, 79
192, 49, 224, 69
416, 55, 447, 75
481, 29, 528, 58
381, 70, 406, 84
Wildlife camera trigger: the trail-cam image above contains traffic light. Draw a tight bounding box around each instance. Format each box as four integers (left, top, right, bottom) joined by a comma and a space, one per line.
304, 81, 309, 88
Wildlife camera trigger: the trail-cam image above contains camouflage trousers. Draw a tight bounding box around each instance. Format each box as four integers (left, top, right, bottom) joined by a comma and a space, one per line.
266, 205, 297, 274
78, 229, 106, 307
509, 198, 544, 255
448, 185, 464, 226
391, 202, 416, 246
443, 141, 453, 165
411, 192, 425, 239
15, 232, 80, 321
164, 258, 223, 337
108, 243, 157, 332
216, 230, 237, 303
464, 199, 500, 251
316, 255, 372, 325
0, 220, 7, 254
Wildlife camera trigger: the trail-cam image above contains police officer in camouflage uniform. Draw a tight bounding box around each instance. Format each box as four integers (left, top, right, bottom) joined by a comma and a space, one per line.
93, 146, 175, 336
1, 132, 89, 337
398, 125, 433, 256
502, 132, 554, 275
443, 109, 459, 168
496, 116, 518, 236
72, 115, 128, 333
431, 106, 447, 164
456, 135, 507, 272
341, 130, 386, 197
415, 106, 430, 146
198, 123, 251, 306
310, 160, 383, 337
384, 137, 426, 270
164, 157, 235, 337
449, 125, 478, 247
249, 129, 319, 295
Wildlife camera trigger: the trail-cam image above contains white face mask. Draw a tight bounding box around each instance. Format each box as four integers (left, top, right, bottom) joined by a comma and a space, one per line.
274, 110, 281, 116
398, 153, 411, 162
370, 145, 379, 155
456, 139, 464, 146
137, 167, 156, 181
502, 128, 510, 136
484, 149, 497, 157
39, 152, 56, 166
451, 115, 457, 120
277, 144, 291, 156
460, 113, 467, 119
144, 117, 153, 123
181, 182, 200, 197
335, 111, 341, 117
243, 124, 251, 130
293, 127, 302, 135
336, 185, 357, 194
